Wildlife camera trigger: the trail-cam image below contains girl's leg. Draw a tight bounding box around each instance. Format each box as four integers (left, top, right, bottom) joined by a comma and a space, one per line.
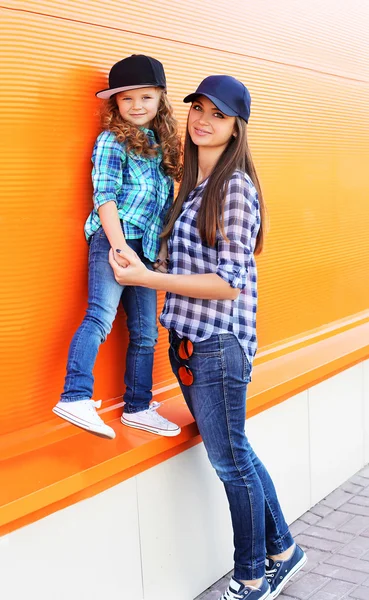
60, 228, 123, 401
120, 268, 158, 413
121, 242, 180, 436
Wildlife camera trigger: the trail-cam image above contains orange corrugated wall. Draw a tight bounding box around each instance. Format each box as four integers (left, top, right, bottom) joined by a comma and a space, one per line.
1, 1, 369, 436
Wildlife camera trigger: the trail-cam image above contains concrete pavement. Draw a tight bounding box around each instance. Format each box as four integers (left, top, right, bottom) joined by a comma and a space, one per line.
196, 465, 369, 600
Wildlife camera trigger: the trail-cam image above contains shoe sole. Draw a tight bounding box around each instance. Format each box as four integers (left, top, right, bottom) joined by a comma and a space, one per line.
259, 586, 271, 600
52, 406, 116, 439
269, 553, 307, 599
121, 416, 181, 437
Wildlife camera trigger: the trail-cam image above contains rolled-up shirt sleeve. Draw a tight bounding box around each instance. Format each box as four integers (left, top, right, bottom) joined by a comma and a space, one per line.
216, 172, 259, 290
91, 131, 125, 210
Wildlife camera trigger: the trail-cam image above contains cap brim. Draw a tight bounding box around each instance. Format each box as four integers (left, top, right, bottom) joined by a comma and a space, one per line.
96, 84, 164, 99
183, 92, 238, 117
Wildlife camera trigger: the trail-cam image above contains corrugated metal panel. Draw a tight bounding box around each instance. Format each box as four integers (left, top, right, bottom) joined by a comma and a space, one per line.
1, 3, 369, 435
5, 0, 369, 80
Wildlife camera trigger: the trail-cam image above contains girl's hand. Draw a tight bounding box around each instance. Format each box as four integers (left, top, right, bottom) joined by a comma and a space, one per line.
114, 243, 137, 268
153, 257, 169, 273
153, 240, 169, 273
109, 248, 148, 286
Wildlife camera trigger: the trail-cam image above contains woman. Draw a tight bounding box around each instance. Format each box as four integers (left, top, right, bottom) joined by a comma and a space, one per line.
109, 75, 307, 600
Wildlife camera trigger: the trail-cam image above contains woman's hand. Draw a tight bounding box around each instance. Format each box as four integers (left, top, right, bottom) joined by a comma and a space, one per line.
153, 239, 169, 273
108, 248, 149, 286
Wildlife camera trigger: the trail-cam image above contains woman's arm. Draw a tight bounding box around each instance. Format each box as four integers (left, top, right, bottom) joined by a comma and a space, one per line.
108, 249, 239, 300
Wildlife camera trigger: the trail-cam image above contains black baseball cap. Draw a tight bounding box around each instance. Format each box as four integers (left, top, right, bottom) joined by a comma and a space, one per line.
183, 75, 251, 123
96, 54, 166, 99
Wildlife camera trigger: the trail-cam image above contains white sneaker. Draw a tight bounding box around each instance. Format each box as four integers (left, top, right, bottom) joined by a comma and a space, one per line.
121, 401, 181, 437
53, 400, 116, 439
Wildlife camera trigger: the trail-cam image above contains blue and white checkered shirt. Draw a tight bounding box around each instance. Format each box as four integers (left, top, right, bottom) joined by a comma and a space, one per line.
160, 170, 260, 367
84, 129, 173, 262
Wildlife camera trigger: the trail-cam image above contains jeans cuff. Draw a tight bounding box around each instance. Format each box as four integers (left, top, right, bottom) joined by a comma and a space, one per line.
59, 396, 91, 403
123, 404, 150, 414
266, 529, 295, 555
234, 558, 266, 581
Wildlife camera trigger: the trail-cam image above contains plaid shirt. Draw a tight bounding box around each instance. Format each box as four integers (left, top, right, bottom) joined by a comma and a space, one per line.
84, 129, 173, 262
160, 171, 260, 368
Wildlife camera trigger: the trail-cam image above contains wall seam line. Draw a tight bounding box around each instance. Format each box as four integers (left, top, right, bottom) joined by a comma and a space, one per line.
135, 476, 145, 600
2, 4, 369, 85
306, 388, 313, 509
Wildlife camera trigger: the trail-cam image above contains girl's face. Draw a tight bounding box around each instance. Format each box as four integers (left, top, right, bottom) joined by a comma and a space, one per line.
188, 96, 236, 150
115, 87, 162, 128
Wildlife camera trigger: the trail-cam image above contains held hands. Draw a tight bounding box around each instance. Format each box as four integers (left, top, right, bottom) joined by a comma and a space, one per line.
153, 257, 169, 273
153, 239, 169, 273
113, 243, 137, 268
108, 247, 148, 286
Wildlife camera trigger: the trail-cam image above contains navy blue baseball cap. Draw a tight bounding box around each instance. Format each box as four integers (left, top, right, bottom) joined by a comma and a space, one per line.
183, 75, 251, 122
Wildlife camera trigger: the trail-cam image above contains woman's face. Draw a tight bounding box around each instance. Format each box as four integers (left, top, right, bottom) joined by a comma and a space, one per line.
187, 95, 236, 150
115, 87, 161, 128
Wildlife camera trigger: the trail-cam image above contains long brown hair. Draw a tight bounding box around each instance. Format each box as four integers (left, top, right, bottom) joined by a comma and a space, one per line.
100, 90, 182, 181
162, 116, 265, 254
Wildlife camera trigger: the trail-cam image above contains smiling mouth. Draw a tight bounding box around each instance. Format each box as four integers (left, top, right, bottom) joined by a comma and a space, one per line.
130, 113, 146, 117
194, 127, 211, 135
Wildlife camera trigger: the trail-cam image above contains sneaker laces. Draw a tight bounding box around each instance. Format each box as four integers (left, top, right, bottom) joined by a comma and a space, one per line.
145, 401, 170, 425
86, 399, 104, 423
220, 580, 263, 600
265, 558, 278, 583
220, 589, 243, 600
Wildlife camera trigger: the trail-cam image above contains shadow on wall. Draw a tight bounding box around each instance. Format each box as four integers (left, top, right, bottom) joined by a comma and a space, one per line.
0, 66, 129, 435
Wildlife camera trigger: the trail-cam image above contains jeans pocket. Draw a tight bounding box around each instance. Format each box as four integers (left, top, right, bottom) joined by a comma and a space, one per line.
242, 351, 252, 383
192, 349, 222, 358
97, 226, 106, 239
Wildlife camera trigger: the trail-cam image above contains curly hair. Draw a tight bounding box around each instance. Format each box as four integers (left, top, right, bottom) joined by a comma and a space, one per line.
100, 91, 182, 182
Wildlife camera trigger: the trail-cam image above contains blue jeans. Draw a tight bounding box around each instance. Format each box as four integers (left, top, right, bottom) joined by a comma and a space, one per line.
169, 330, 294, 580
61, 228, 158, 413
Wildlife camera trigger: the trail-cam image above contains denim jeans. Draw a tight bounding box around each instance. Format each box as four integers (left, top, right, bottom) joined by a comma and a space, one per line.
169, 330, 294, 580
61, 228, 158, 413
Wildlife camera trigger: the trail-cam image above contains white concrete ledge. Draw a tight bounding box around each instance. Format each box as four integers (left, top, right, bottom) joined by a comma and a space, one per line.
1, 360, 368, 600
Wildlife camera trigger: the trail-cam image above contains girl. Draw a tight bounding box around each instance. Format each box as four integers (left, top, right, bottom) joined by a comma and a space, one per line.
109, 75, 307, 599
53, 54, 182, 440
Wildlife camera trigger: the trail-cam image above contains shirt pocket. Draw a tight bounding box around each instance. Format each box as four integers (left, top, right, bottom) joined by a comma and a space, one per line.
125, 153, 152, 188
